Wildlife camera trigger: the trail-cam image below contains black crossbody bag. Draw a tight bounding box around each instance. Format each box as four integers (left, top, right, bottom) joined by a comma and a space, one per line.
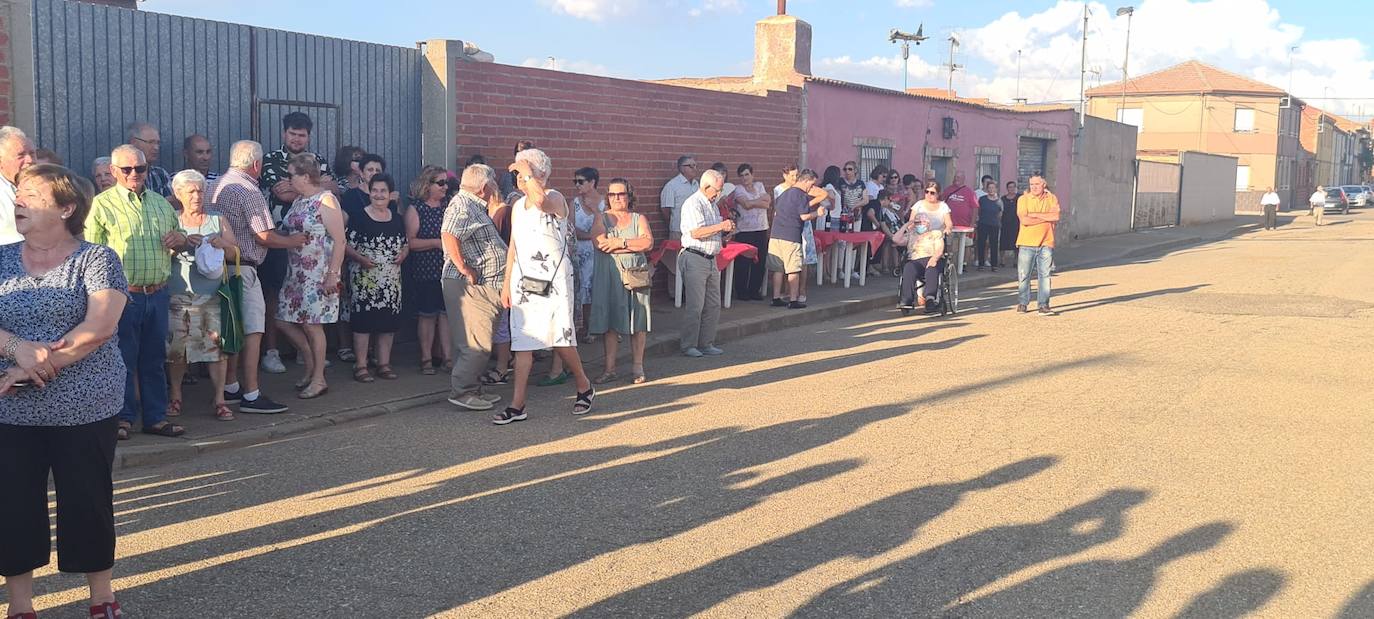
518, 223, 571, 297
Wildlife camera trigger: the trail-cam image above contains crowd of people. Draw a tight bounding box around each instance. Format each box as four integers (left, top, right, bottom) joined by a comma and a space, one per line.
0, 110, 1063, 616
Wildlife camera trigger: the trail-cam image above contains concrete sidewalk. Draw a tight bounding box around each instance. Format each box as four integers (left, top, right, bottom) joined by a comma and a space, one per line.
114, 215, 1261, 469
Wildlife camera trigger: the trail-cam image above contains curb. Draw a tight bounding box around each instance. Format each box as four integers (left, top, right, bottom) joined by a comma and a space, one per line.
114, 225, 1243, 470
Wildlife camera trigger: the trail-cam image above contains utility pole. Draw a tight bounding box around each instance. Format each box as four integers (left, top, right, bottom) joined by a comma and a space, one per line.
1079, 4, 1090, 126
945, 34, 962, 97
1117, 6, 1135, 115
889, 25, 928, 92
1288, 45, 1297, 93
1016, 49, 1022, 102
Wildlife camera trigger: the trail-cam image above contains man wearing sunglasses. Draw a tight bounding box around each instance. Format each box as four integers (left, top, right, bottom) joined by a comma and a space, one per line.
87, 144, 191, 438
660, 154, 700, 243
0, 125, 35, 245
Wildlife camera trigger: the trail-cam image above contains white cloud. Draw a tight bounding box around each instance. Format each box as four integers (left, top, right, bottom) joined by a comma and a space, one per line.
541, 0, 639, 22
815, 53, 943, 86
895, 0, 933, 7
520, 56, 615, 77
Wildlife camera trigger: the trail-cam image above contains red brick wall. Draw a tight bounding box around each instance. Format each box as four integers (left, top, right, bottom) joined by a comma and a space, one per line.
453, 62, 803, 241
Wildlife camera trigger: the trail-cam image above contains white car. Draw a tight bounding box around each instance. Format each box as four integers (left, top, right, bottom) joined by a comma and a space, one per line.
1340, 186, 1368, 208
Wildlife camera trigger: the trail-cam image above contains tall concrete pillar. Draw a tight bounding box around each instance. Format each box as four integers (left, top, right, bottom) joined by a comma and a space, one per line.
752, 14, 811, 92
420, 39, 467, 172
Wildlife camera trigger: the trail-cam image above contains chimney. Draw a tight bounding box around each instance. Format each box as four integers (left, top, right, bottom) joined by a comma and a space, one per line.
752, 13, 811, 91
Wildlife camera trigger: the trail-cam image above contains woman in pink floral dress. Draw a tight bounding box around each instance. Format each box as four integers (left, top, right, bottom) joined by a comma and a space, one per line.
276, 153, 346, 399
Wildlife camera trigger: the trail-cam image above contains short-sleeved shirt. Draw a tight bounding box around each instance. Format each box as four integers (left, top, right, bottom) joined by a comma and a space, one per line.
1260, 192, 1281, 206
678, 191, 724, 255
0, 242, 129, 426
771, 187, 812, 244
441, 190, 508, 289
0, 175, 20, 245
660, 173, 698, 234
942, 184, 979, 228
146, 165, 173, 197
837, 179, 867, 213
86, 185, 179, 286
978, 195, 1002, 227
260, 148, 335, 224
1016, 191, 1060, 248
731, 182, 770, 232
208, 168, 275, 264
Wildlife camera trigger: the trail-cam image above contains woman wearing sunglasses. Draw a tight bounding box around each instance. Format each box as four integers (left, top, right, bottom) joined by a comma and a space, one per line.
405, 165, 453, 375
905, 181, 954, 309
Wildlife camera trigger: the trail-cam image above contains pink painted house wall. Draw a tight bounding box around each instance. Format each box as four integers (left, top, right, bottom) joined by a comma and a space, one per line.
803, 79, 1078, 217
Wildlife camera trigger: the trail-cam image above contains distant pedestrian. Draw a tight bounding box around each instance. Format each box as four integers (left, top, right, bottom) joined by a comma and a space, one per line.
976, 179, 1002, 271
865, 165, 888, 200
183, 134, 218, 182
679, 168, 734, 356
1309, 186, 1326, 226
1260, 187, 1281, 230
1000, 180, 1021, 265
0, 126, 36, 245
89, 145, 188, 439
0, 163, 130, 619
975, 174, 995, 200
441, 164, 508, 411
1015, 174, 1060, 315
730, 163, 771, 301
660, 154, 700, 242
500, 149, 595, 424
127, 122, 172, 197
589, 178, 654, 384
768, 169, 826, 309
91, 156, 115, 193
344, 173, 408, 383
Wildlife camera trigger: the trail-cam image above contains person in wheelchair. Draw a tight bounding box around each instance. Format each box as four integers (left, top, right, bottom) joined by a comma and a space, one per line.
894, 210, 951, 314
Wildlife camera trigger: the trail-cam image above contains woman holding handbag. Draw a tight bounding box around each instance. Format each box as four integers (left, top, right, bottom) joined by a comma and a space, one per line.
588, 178, 654, 384
166, 170, 240, 422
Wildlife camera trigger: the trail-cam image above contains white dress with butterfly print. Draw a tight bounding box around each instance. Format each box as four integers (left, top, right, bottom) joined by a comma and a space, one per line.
509, 190, 577, 351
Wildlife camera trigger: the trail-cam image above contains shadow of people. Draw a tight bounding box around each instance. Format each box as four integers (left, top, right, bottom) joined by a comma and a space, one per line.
568, 456, 1059, 618
1051, 284, 1208, 315
1336, 579, 1374, 619
945, 521, 1234, 618
794, 488, 1150, 617
1175, 568, 1286, 619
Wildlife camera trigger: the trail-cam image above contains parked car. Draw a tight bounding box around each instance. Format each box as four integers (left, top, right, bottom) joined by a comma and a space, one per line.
1325, 187, 1351, 214
1340, 185, 1368, 208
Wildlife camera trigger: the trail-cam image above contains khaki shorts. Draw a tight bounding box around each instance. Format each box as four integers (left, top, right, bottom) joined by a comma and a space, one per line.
168, 294, 223, 364
767, 238, 803, 274
240, 265, 266, 335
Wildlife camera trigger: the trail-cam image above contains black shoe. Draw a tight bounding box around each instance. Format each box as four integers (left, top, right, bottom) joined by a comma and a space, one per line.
239, 395, 290, 414
788, 301, 807, 309
1038, 306, 1058, 316
924, 298, 940, 313
1016, 304, 1029, 314
771, 298, 788, 307
222, 390, 243, 404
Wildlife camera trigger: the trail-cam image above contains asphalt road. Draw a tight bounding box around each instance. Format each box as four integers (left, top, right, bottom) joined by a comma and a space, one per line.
17, 212, 1374, 617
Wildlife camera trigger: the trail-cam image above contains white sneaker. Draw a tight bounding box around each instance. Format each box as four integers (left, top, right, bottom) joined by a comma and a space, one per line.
702, 345, 724, 356
448, 393, 494, 410
683, 347, 704, 358
262, 350, 287, 374
476, 393, 502, 404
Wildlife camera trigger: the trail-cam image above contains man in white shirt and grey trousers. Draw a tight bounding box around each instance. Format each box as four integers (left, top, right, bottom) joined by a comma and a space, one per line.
678, 169, 734, 358
1260, 187, 1281, 230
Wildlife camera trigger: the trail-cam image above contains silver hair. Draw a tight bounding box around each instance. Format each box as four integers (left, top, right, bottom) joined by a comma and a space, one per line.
460, 163, 497, 194
91, 156, 112, 174
676, 154, 695, 167
514, 148, 552, 181
0, 125, 29, 146
126, 121, 156, 141
111, 144, 146, 164
699, 168, 724, 188
171, 169, 206, 194
229, 140, 264, 169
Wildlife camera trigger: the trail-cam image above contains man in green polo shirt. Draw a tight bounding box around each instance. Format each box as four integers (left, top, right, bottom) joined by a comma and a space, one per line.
86, 144, 188, 439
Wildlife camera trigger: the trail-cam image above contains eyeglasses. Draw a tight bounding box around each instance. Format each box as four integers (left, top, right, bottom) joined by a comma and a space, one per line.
607, 192, 629, 198
844, 167, 856, 171
432, 179, 448, 187
117, 165, 149, 175
572, 178, 588, 185
131, 137, 160, 146
680, 163, 697, 169
925, 189, 938, 195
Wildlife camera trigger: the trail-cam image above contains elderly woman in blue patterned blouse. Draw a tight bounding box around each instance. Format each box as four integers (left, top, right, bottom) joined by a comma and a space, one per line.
0, 164, 130, 618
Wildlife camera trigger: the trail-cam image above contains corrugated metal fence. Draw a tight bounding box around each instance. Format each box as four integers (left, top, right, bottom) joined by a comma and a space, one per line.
33, 0, 421, 187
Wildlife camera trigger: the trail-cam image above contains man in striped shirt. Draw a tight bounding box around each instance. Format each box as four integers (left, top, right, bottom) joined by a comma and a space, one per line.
86, 144, 188, 438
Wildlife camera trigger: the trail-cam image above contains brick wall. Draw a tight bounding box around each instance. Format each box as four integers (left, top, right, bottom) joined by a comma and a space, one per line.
452, 62, 803, 242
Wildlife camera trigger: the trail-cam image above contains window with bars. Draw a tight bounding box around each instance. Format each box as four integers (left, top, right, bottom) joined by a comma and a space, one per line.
976, 153, 1001, 187
857, 145, 893, 180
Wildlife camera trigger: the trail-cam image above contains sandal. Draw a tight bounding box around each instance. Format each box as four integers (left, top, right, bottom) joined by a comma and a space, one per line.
116, 421, 131, 441
214, 403, 235, 421
480, 369, 510, 386
538, 371, 571, 387
420, 359, 436, 376
336, 347, 356, 362
492, 406, 527, 425
294, 376, 312, 391
353, 367, 375, 383
592, 371, 619, 385
442, 358, 455, 372
166, 399, 182, 417
573, 386, 596, 415
143, 421, 186, 437
298, 383, 329, 399
90, 601, 123, 618
376, 365, 398, 380
632, 365, 647, 385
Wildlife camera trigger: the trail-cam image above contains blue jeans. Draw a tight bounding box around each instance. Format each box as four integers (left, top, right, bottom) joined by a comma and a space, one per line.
117, 287, 170, 428
1017, 246, 1054, 307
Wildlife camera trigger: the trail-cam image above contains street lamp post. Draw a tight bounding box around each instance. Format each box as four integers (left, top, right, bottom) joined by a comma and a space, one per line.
1117, 6, 1135, 117
1016, 49, 1022, 102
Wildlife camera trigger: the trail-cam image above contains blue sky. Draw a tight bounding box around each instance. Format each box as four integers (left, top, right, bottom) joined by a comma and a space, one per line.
144, 0, 1374, 118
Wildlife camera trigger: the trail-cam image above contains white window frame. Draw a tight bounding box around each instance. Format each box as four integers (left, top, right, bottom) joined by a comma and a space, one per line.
1234, 108, 1256, 132
1117, 107, 1143, 132
1236, 165, 1251, 191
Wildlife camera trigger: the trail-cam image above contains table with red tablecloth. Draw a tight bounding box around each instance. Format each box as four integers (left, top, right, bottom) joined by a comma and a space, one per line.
811, 230, 888, 288
649, 240, 759, 308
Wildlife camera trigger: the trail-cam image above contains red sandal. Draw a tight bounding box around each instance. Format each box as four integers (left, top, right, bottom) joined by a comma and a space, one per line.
90, 601, 122, 618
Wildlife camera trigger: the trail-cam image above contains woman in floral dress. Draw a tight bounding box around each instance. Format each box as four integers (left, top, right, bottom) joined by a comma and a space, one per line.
344, 173, 407, 383
276, 153, 346, 399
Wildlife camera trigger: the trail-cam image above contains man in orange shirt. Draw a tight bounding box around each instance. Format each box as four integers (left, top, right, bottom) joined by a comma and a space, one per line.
1015, 174, 1060, 315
